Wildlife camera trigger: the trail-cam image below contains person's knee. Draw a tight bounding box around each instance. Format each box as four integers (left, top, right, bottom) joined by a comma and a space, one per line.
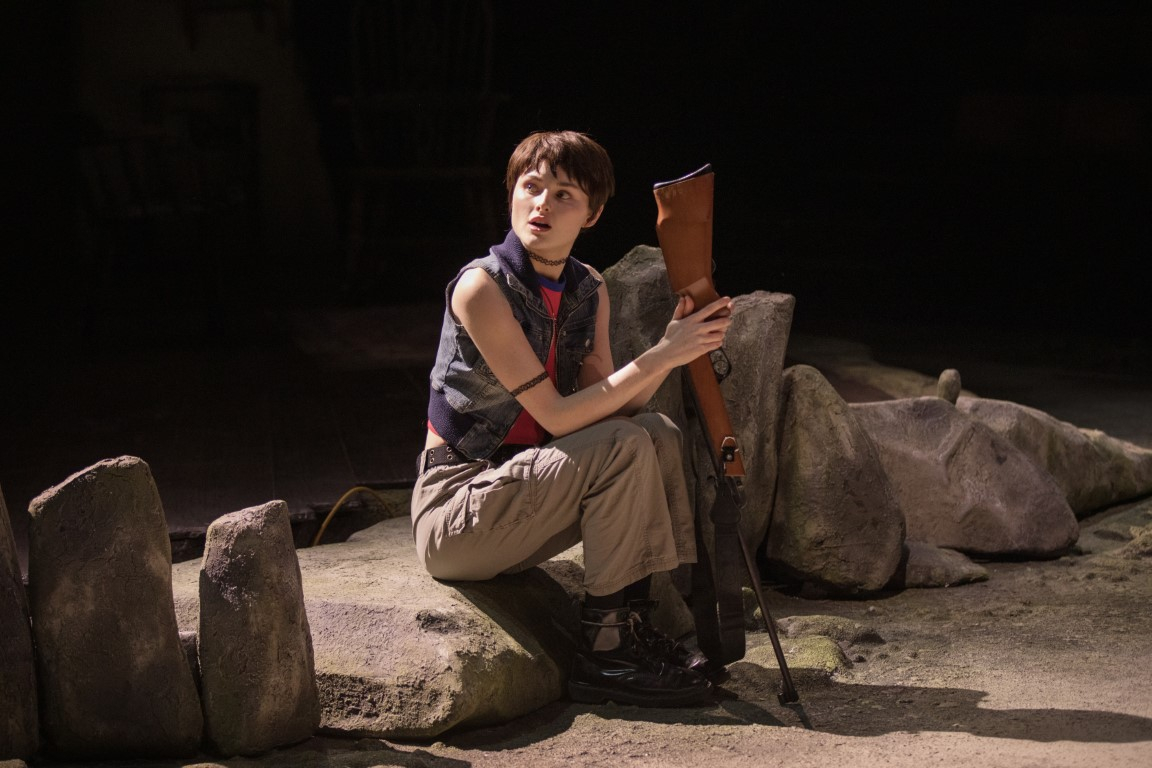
632, 411, 681, 439
424, 554, 496, 583
611, 418, 656, 453
629, 412, 684, 456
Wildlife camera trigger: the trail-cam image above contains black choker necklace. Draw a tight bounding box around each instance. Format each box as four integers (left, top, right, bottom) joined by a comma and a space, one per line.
528, 250, 567, 268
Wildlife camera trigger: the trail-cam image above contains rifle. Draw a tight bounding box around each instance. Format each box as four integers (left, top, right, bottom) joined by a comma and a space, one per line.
654, 164, 799, 704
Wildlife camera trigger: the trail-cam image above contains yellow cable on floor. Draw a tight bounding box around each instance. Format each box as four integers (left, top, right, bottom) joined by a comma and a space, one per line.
311, 485, 393, 547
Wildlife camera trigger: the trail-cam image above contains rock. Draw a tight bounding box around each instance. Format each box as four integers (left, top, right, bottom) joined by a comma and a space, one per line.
956, 396, 1152, 516
604, 247, 796, 548
936, 369, 963, 404
776, 614, 885, 647
179, 629, 202, 696
716, 292, 796, 550
891, 541, 990, 589
727, 635, 850, 692
1, 484, 37, 760
27, 457, 202, 758
604, 246, 679, 409
852, 398, 1079, 558
787, 334, 978, 401
173, 517, 576, 740
769, 365, 906, 592
199, 501, 320, 756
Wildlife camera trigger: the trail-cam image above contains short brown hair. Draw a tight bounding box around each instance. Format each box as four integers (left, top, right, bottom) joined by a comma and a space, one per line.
505, 131, 615, 214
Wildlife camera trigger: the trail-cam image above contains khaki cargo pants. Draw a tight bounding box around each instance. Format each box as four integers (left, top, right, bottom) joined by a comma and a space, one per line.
410, 413, 697, 596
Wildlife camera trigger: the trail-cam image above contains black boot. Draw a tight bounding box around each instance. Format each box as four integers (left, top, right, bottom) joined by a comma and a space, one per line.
568, 605, 712, 707
625, 599, 717, 677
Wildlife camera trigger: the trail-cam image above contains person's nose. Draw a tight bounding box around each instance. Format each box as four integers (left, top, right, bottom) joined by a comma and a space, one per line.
535, 190, 550, 211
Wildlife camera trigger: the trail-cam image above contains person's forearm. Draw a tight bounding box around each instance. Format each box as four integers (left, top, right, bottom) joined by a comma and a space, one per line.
531, 346, 673, 436
612, 370, 669, 417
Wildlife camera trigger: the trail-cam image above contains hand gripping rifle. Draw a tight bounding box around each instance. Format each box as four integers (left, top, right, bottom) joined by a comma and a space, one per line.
654, 164, 799, 704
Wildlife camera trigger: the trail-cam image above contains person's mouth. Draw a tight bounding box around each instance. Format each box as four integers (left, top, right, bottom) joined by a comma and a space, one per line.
528, 217, 551, 232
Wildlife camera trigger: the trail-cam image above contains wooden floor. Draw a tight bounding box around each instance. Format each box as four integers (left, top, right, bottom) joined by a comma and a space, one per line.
1, 303, 442, 573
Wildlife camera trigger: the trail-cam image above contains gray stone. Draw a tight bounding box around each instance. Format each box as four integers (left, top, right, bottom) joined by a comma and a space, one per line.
852, 398, 1079, 558
716, 292, 796, 550
769, 365, 906, 592
173, 517, 575, 740
27, 457, 202, 758
604, 246, 796, 570
895, 541, 989, 588
776, 614, 885, 647
957, 396, 1152, 516
199, 501, 321, 756
1, 484, 37, 760
937, 369, 963, 404
787, 334, 978, 401
727, 635, 850, 690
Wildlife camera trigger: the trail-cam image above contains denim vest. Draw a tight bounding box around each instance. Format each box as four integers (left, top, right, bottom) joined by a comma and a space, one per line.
427, 230, 602, 459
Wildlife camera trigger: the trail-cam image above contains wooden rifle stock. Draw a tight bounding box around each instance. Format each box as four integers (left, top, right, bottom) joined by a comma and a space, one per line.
654, 164, 799, 703
653, 165, 745, 478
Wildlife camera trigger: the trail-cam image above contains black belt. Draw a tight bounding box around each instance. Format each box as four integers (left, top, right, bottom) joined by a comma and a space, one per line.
418, 444, 533, 474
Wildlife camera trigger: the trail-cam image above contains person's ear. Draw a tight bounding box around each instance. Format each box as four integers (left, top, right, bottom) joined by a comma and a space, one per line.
583, 205, 604, 228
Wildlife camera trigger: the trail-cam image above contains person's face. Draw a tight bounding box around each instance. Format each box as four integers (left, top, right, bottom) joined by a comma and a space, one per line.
510, 162, 602, 263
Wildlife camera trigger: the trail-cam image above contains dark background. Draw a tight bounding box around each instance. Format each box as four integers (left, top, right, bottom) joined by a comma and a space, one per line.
3, 1, 1149, 363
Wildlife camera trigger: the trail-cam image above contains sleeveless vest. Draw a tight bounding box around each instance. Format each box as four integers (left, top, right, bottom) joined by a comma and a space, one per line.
427, 230, 601, 459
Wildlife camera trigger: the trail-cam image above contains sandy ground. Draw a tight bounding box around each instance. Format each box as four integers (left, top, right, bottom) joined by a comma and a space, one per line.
258, 497, 1149, 768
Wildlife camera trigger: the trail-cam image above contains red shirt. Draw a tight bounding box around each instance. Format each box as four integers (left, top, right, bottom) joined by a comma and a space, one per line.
503, 276, 564, 445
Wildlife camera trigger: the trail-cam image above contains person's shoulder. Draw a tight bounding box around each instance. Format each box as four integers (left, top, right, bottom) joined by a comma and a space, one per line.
581, 261, 605, 283
455, 265, 499, 297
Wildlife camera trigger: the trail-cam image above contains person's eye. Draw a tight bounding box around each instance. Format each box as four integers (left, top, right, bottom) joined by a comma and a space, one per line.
522, 181, 537, 193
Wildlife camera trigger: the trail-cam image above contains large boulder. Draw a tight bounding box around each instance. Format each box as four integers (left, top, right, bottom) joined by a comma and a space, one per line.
956, 397, 1152, 516
198, 501, 321, 756
173, 517, 576, 740
604, 245, 795, 562
0, 484, 37, 760
851, 398, 1079, 558
603, 245, 683, 419
769, 365, 906, 592
28, 457, 203, 758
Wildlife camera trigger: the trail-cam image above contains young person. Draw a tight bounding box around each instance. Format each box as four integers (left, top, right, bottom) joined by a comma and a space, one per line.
411, 130, 734, 707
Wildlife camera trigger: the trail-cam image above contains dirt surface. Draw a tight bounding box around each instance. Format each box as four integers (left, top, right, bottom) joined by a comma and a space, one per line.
265, 499, 1149, 768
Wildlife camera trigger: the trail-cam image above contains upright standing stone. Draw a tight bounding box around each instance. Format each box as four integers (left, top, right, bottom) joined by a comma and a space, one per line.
770, 365, 906, 592
198, 501, 320, 756
27, 457, 203, 758
1, 484, 38, 759
604, 247, 798, 563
